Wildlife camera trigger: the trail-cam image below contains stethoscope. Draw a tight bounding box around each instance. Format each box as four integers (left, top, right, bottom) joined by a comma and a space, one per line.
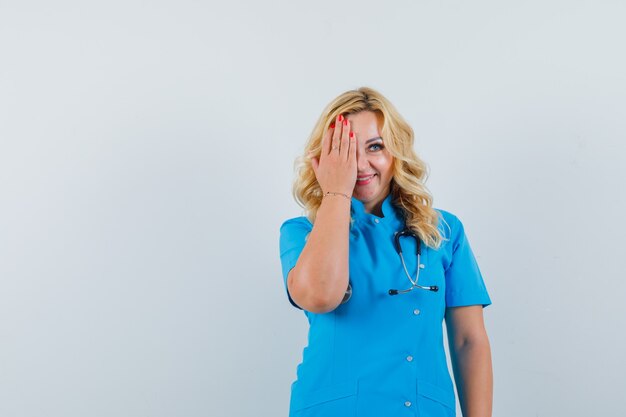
341, 228, 438, 304
388, 228, 439, 295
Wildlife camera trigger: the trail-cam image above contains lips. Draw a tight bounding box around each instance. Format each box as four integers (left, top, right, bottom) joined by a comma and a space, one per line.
356, 174, 376, 186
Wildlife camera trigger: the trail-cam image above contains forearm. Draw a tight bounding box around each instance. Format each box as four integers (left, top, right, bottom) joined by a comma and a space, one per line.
288, 196, 351, 312
451, 338, 493, 417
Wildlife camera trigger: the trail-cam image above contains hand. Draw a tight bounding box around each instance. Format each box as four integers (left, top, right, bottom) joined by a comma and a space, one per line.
310, 114, 357, 197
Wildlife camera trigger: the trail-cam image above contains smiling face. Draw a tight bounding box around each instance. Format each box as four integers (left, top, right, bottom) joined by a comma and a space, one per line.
346, 110, 394, 215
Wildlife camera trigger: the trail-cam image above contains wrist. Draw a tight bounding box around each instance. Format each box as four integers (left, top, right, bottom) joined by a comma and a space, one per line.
323, 191, 352, 200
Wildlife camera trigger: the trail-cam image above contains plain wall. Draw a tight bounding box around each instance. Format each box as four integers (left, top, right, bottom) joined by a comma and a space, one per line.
1, 1, 625, 416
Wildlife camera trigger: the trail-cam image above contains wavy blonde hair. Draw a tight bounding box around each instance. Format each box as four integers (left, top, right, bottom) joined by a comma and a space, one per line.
292, 86, 448, 249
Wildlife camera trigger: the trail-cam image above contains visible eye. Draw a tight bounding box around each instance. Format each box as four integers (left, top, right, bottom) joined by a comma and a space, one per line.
368, 143, 384, 151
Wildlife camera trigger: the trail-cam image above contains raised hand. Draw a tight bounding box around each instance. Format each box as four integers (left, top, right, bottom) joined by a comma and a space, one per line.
310, 114, 357, 197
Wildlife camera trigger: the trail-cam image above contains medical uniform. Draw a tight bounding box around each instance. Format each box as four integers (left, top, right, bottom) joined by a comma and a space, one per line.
279, 194, 491, 417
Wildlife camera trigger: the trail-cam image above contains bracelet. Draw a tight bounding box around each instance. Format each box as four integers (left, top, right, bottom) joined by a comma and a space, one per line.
324, 191, 351, 200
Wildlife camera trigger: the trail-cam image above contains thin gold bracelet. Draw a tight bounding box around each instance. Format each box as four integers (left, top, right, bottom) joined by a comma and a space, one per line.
324, 191, 351, 200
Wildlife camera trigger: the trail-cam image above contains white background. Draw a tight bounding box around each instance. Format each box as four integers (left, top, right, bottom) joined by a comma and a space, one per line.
1, 1, 625, 416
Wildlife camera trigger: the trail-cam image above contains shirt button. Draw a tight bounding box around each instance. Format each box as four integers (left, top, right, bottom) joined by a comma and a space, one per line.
406, 355, 413, 362
404, 401, 412, 407
413, 309, 420, 315
419, 263, 425, 269
374, 218, 380, 224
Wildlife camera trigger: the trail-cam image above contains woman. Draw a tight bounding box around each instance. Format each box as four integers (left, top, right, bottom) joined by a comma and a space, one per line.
279, 87, 493, 417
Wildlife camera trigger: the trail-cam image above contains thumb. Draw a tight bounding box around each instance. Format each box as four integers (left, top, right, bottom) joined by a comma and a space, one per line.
310, 156, 319, 174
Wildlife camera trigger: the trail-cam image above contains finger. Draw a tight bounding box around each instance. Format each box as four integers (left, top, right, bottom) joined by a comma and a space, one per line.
348, 131, 357, 164
321, 123, 335, 157
331, 114, 343, 154
339, 118, 350, 160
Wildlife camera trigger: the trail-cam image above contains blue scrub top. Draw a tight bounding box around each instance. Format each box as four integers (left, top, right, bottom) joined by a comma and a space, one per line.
279, 194, 491, 417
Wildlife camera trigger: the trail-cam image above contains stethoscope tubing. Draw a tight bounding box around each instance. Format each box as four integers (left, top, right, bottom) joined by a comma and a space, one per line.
389, 229, 439, 295
343, 228, 439, 303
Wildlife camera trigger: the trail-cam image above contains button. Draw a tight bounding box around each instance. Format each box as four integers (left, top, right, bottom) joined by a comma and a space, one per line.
406, 355, 413, 362
404, 401, 412, 407
413, 309, 420, 315
374, 218, 380, 224
419, 264, 425, 269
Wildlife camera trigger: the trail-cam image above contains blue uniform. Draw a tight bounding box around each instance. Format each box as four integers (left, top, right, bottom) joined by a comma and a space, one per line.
279, 194, 491, 417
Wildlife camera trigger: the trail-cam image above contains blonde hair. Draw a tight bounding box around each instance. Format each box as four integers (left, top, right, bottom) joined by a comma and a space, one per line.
292, 86, 448, 249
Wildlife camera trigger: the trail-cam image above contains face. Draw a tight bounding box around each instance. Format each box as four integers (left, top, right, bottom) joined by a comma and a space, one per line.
346, 111, 394, 215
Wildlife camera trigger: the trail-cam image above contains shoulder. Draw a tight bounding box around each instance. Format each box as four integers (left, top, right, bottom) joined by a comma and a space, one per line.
432, 207, 469, 251
280, 216, 313, 233
433, 207, 458, 224
433, 207, 462, 235
279, 216, 313, 254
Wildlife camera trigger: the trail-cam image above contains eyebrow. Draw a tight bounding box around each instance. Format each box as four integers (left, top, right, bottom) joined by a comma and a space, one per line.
365, 136, 383, 144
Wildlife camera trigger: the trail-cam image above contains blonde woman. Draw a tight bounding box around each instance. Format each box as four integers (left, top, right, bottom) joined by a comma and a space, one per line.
279, 87, 493, 417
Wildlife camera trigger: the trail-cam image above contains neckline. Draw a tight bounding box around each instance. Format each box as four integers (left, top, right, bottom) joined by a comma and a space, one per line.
350, 193, 396, 220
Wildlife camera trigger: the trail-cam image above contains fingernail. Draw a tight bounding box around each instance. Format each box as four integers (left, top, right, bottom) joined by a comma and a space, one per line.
343, 118, 348, 126
338, 114, 344, 122
330, 123, 335, 129
350, 132, 354, 138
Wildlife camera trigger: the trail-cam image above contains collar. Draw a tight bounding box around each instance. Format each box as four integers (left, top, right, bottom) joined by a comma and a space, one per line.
350, 193, 401, 225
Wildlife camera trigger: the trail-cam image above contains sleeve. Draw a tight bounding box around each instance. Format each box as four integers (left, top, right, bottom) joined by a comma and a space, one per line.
444, 215, 492, 308
279, 217, 313, 310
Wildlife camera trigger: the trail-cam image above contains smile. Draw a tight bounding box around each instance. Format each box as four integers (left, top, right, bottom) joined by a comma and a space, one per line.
356, 174, 376, 185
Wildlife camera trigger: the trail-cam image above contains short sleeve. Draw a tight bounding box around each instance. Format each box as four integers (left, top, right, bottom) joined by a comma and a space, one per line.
444, 215, 492, 308
279, 217, 313, 310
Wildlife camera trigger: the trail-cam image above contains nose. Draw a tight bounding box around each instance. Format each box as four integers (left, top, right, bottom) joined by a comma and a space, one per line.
356, 148, 370, 171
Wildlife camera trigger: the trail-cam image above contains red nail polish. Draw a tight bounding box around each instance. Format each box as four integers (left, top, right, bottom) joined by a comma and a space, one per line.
350, 132, 354, 138
330, 123, 335, 129
338, 114, 344, 122
343, 118, 348, 126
